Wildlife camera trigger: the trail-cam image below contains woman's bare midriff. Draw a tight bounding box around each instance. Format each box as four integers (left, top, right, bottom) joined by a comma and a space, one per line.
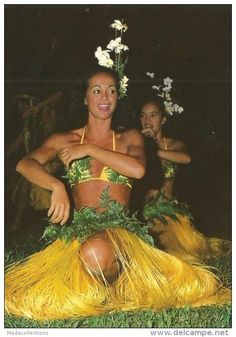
146, 179, 174, 200
72, 181, 131, 209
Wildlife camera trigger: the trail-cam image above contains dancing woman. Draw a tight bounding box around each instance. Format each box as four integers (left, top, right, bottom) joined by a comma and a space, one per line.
139, 95, 231, 261
5, 67, 230, 321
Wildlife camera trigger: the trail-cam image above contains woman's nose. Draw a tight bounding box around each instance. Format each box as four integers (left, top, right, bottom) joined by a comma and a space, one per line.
145, 116, 151, 125
102, 91, 108, 99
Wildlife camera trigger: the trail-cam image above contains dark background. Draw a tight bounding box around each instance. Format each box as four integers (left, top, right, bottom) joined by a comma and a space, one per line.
4, 4, 231, 239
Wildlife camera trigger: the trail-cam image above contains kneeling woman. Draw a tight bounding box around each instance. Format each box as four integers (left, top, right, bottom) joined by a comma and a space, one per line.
139, 95, 231, 261
5, 68, 230, 321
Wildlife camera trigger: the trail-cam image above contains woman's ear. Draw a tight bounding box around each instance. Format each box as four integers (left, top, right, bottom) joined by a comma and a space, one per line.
161, 116, 167, 125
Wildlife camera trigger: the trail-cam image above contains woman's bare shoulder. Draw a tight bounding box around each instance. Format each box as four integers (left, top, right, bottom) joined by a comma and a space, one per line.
43, 128, 84, 148
119, 128, 144, 148
121, 128, 143, 139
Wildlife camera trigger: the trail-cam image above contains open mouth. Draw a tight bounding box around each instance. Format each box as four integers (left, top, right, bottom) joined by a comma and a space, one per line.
98, 104, 109, 111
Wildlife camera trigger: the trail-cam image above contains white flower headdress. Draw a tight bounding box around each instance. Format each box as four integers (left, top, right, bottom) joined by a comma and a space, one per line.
95, 19, 129, 98
146, 72, 184, 116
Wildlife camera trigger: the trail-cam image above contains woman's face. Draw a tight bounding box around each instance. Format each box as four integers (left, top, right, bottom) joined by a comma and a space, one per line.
140, 102, 166, 134
85, 72, 118, 120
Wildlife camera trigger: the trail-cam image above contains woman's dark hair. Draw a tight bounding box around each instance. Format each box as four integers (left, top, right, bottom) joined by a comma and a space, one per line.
135, 94, 168, 133
67, 65, 137, 132
139, 94, 167, 118
81, 66, 120, 97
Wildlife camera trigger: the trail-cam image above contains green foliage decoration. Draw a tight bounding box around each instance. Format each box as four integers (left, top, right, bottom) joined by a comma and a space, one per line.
63, 156, 91, 185
43, 188, 154, 246
163, 160, 178, 179
104, 167, 131, 185
143, 191, 193, 225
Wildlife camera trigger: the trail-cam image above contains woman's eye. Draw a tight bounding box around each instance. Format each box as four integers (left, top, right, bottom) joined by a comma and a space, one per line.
93, 89, 100, 94
109, 89, 117, 94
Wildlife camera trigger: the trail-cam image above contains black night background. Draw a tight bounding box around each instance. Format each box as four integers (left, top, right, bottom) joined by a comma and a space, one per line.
4, 4, 231, 240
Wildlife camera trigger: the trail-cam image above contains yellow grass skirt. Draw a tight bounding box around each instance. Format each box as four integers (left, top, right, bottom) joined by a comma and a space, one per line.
5, 228, 231, 321
149, 215, 231, 261
143, 193, 231, 261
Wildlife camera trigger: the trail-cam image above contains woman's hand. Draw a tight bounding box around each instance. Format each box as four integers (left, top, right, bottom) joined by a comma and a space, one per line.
48, 182, 70, 225
58, 144, 89, 167
141, 127, 156, 140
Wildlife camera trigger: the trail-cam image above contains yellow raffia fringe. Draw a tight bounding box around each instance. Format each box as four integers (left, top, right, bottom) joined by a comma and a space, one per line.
150, 215, 231, 261
5, 228, 231, 320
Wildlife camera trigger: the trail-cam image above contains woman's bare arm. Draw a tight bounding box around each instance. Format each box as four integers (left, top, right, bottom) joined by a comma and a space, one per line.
59, 129, 146, 179
157, 140, 191, 164
16, 134, 70, 224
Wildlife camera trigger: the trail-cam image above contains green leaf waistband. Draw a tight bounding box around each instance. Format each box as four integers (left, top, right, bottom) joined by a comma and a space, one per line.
43, 188, 154, 246
143, 191, 193, 224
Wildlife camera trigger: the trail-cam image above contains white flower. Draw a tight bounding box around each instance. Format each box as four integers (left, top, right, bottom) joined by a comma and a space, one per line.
152, 85, 161, 91
99, 57, 114, 68
165, 93, 171, 101
172, 104, 176, 111
95, 47, 114, 68
146, 72, 155, 78
107, 37, 121, 50
121, 75, 129, 85
149, 73, 183, 116
122, 44, 129, 51
120, 76, 129, 96
95, 46, 110, 59
164, 101, 174, 116
111, 19, 128, 32
94, 19, 129, 98
120, 76, 129, 89
164, 101, 171, 108
162, 86, 172, 92
163, 77, 173, 86
107, 38, 129, 54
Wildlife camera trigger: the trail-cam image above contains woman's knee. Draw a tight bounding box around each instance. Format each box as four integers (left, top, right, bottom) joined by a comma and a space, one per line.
80, 232, 119, 277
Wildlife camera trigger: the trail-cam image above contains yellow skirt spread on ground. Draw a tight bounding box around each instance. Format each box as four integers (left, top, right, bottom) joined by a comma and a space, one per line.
150, 215, 231, 261
5, 193, 231, 321
5, 227, 230, 321
143, 192, 231, 262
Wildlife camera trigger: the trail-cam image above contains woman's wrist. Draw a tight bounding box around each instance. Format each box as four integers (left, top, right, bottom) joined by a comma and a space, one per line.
86, 144, 96, 157
51, 180, 65, 192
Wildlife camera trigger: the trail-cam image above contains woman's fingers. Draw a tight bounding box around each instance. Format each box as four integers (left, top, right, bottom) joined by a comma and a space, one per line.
49, 203, 69, 224
50, 204, 63, 223
60, 205, 70, 225
48, 183, 70, 224
48, 203, 55, 217
48, 197, 70, 225
142, 128, 156, 139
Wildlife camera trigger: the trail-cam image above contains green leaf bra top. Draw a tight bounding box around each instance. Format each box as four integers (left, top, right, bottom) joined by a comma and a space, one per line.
162, 137, 178, 179
64, 126, 132, 188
